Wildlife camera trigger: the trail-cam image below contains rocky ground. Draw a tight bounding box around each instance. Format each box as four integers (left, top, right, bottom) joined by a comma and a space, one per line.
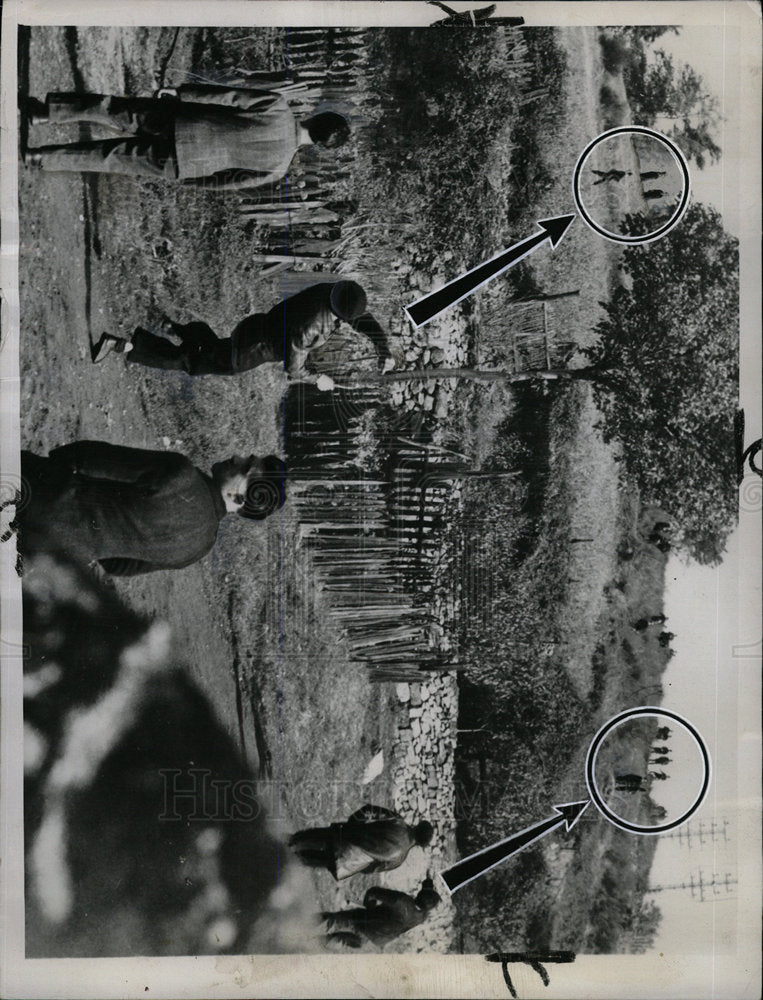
386, 676, 459, 950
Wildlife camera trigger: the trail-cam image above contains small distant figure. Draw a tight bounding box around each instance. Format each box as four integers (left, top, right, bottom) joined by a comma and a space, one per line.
648, 521, 672, 552
322, 878, 441, 949
617, 540, 635, 561
615, 773, 644, 793
649, 534, 671, 553
658, 631, 675, 648
655, 726, 672, 741
591, 168, 632, 185
649, 756, 671, 766
632, 613, 668, 632
289, 804, 434, 880
649, 770, 669, 781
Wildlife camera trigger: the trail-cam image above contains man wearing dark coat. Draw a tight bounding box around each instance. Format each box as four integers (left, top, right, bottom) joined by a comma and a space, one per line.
591, 168, 631, 185
289, 804, 434, 880
631, 613, 668, 632
591, 169, 667, 186
22, 86, 350, 188
91, 280, 401, 377
17, 441, 286, 575
322, 878, 441, 949
615, 773, 644, 793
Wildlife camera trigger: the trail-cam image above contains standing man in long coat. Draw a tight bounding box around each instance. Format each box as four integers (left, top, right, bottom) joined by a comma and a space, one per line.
22, 85, 350, 188
16, 440, 286, 575
289, 804, 434, 880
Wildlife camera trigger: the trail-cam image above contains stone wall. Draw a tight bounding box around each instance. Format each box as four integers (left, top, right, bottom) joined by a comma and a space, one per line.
389, 278, 472, 420
375, 673, 460, 953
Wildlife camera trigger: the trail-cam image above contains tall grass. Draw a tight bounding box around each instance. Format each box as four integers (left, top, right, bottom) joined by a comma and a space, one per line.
448, 380, 590, 950
351, 26, 543, 273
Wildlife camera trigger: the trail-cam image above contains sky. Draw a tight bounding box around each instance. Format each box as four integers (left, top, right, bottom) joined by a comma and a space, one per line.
593, 23, 759, 954
649, 25, 739, 233
647, 534, 745, 953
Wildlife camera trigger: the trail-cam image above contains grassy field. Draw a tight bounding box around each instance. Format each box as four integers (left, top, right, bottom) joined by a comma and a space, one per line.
439, 28, 674, 953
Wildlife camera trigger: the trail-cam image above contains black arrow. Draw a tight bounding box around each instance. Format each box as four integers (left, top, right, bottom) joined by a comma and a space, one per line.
404, 214, 575, 328
438, 800, 589, 894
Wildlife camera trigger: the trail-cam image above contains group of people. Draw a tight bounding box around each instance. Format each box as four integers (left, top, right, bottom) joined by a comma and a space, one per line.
289, 804, 441, 949
630, 611, 674, 649
12, 275, 401, 574
13, 79, 438, 950
614, 729, 675, 799
13, 83, 402, 576
590, 167, 667, 195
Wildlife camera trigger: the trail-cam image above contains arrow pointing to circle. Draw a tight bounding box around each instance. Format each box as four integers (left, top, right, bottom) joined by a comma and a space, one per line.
404, 214, 576, 328
438, 799, 589, 895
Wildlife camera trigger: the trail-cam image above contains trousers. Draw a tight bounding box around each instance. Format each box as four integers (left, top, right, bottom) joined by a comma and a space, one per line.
126, 324, 234, 375
34, 93, 178, 178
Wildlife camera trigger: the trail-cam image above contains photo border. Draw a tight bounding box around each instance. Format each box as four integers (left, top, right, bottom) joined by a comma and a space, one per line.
1, 2, 760, 998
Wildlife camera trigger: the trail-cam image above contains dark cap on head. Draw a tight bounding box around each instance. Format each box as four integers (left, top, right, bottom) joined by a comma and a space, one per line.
415, 878, 441, 911
413, 820, 434, 846
239, 455, 287, 521
303, 111, 351, 148
329, 280, 367, 323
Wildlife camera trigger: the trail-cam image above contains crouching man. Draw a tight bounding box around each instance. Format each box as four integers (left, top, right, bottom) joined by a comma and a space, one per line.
289, 804, 434, 880
91, 280, 402, 378
322, 878, 441, 950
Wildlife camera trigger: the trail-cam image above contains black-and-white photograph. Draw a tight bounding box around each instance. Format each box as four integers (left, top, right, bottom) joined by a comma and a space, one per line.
0, 0, 760, 996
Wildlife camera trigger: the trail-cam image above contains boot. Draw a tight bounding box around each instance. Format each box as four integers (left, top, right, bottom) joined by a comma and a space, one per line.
91, 333, 133, 363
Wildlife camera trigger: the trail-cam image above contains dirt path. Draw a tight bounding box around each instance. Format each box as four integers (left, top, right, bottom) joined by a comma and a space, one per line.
518, 26, 625, 699
537, 29, 671, 951
19, 26, 269, 767
18, 26, 459, 953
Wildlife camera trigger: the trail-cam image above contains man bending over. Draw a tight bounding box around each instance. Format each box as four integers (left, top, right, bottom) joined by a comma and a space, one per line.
92, 280, 401, 378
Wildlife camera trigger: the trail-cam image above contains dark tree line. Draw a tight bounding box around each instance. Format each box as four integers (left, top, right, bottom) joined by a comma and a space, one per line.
615, 27, 722, 169
578, 203, 738, 563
